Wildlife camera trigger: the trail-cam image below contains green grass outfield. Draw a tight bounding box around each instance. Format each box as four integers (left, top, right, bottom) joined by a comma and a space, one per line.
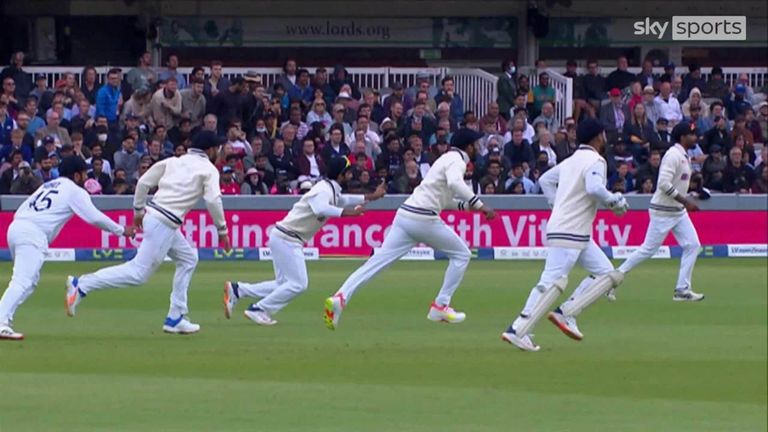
0, 259, 766, 432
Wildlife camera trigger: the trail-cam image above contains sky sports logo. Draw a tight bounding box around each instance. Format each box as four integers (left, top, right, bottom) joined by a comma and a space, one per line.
633, 16, 746, 40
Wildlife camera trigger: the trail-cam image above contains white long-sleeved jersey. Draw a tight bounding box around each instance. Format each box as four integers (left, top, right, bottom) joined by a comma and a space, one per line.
13, 178, 124, 243
539, 145, 614, 249
133, 148, 227, 234
650, 143, 691, 216
274, 179, 364, 244
398, 148, 484, 220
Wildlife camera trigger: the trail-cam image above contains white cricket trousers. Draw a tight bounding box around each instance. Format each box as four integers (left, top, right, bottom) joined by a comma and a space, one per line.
618, 212, 701, 291
236, 234, 308, 314
336, 213, 472, 305
0, 221, 48, 325
77, 213, 199, 318
520, 241, 614, 317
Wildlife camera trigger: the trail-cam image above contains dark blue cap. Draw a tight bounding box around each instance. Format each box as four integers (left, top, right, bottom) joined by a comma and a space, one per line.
191, 130, 224, 150
450, 128, 484, 150
576, 118, 605, 144
59, 156, 89, 178
327, 156, 352, 180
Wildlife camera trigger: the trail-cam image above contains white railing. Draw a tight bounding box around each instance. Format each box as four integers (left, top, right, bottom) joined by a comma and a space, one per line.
24, 66, 499, 118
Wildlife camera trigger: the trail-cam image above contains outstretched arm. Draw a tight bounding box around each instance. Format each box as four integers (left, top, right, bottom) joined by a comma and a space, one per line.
70, 189, 129, 236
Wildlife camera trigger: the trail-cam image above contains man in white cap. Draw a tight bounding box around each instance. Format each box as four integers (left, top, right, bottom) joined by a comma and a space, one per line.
224, 157, 386, 326
324, 128, 496, 331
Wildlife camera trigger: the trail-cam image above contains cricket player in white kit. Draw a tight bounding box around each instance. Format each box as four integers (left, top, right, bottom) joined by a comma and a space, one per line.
324, 128, 497, 331
0, 157, 134, 340
502, 119, 630, 352
223, 157, 386, 325
616, 122, 704, 301
65, 131, 231, 334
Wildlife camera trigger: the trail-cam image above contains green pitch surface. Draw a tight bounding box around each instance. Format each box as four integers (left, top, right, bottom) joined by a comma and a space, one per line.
0, 259, 766, 432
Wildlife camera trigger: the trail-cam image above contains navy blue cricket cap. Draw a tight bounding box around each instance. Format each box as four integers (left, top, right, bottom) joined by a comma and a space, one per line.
576, 118, 605, 144
59, 156, 89, 178
450, 128, 484, 150
191, 130, 225, 150
327, 156, 352, 180
671, 121, 697, 142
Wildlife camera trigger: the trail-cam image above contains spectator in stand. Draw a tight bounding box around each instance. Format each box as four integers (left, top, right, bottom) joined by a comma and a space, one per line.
212, 76, 245, 134
681, 64, 706, 97
702, 115, 730, 154
627, 81, 643, 113
532, 102, 558, 136
158, 54, 186, 90
203, 60, 229, 102
562, 60, 593, 121
744, 107, 763, 144
639, 85, 663, 127
30, 74, 54, 117
1, 129, 32, 163
361, 89, 384, 126
393, 159, 422, 194
481, 102, 507, 135
530, 72, 555, 119
78, 66, 99, 105
1, 52, 32, 100
624, 102, 656, 155
125, 51, 155, 93
635, 59, 657, 90
331, 102, 353, 137
241, 72, 265, 134
607, 137, 637, 174
702, 144, 726, 190
87, 157, 113, 194
252, 154, 276, 191
403, 101, 437, 144
349, 116, 381, 155
605, 56, 635, 92
12, 111, 34, 150
35, 111, 72, 147
114, 135, 140, 181
69, 97, 94, 133
732, 73, 755, 104
731, 116, 755, 151
532, 129, 557, 168
686, 105, 712, 139
224, 124, 249, 156
635, 149, 661, 191
9, 161, 41, 194
277, 58, 298, 92
723, 146, 755, 193
752, 164, 768, 193
600, 88, 630, 141
405, 72, 438, 105
145, 138, 165, 164
295, 137, 325, 182
502, 162, 534, 194
21, 97, 44, 138
69, 131, 89, 160
656, 82, 683, 127
288, 68, 314, 111
321, 124, 351, 165
0, 98, 16, 146
34, 154, 58, 182
2, 77, 21, 114
682, 87, 710, 118
497, 58, 518, 121
307, 98, 332, 133
658, 62, 675, 83
180, 77, 206, 129
504, 128, 534, 169
702, 66, 730, 102
49, 99, 72, 132
269, 138, 295, 178
376, 134, 403, 178
85, 142, 111, 176
334, 91, 357, 125
280, 124, 301, 155
312, 67, 336, 107
281, 106, 310, 140
119, 88, 150, 126
330, 64, 361, 100
218, 166, 240, 195
434, 75, 463, 123
710, 101, 728, 124
383, 82, 406, 117
608, 161, 635, 192
671, 76, 686, 103
730, 84, 752, 118
168, 117, 193, 149
95, 68, 122, 127
651, 117, 672, 152
583, 59, 607, 112
435, 102, 458, 133
240, 167, 269, 195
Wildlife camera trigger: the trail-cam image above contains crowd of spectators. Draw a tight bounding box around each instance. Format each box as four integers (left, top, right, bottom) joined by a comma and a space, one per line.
0, 51, 766, 198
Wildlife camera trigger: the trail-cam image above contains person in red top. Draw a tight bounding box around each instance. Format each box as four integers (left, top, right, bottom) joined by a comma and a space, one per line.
220, 166, 240, 195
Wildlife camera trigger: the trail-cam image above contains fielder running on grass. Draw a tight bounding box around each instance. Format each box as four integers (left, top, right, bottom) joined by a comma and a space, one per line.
324, 128, 497, 330
0, 157, 134, 340
66, 131, 231, 335
224, 157, 387, 326
614, 122, 705, 302
502, 119, 629, 352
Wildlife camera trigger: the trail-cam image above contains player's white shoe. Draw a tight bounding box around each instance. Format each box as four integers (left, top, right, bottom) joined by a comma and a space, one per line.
323, 293, 346, 330
501, 329, 540, 352
223, 281, 239, 319
244, 307, 277, 326
673, 289, 705, 302
548, 308, 584, 341
606, 288, 617, 302
0, 324, 24, 341
66, 275, 83, 317
162, 316, 201, 334
427, 302, 466, 324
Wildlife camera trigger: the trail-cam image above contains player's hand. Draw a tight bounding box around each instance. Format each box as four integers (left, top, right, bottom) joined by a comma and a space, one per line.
372, 181, 387, 200
608, 193, 629, 216
684, 200, 700, 212
122, 225, 136, 238
342, 205, 365, 217
133, 212, 145, 230
480, 205, 496, 221
219, 234, 232, 252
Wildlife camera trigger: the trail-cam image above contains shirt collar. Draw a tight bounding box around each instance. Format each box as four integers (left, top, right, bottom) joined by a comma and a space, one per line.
450, 147, 470, 163
577, 144, 598, 153
187, 148, 208, 158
